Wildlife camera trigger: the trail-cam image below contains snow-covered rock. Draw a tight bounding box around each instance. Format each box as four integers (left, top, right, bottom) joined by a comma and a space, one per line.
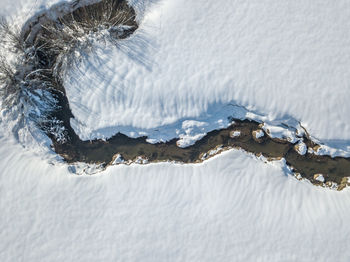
261, 123, 300, 143
230, 130, 241, 138
314, 174, 325, 183
294, 141, 307, 156
252, 129, 265, 142
111, 154, 125, 165
294, 173, 303, 181
134, 156, 149, 164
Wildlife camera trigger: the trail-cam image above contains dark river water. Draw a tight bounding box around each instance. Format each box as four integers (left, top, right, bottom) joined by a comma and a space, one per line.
16, 0, 350, 190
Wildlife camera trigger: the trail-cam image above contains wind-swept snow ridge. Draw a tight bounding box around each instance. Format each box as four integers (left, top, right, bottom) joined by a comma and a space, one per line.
66, 0, 350, 149
1, 133, 350, 261
2, 2, 350, 260
1, 0, 350, 190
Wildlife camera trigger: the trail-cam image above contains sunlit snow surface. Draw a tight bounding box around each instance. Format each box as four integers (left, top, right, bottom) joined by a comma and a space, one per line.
64, 0, 350, 147
1, 0, 350, 261
1, 135, 350, 262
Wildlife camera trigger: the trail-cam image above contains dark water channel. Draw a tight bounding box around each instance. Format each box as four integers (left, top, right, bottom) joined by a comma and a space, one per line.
18, 0, 350, 189
51, 89, 350, 188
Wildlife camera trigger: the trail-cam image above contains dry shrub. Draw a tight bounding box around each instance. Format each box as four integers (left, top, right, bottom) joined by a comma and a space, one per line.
0, 0, 137, 135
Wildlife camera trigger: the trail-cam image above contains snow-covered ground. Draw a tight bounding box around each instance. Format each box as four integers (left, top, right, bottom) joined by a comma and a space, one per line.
1, 133, 350, 262
64, 0, 350, 153
1, 0, 350, 261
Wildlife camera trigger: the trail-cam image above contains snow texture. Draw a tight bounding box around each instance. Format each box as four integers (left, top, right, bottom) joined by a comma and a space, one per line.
1, 0, 350, 261
1, 133, 350, 262
62, 0, 350, 155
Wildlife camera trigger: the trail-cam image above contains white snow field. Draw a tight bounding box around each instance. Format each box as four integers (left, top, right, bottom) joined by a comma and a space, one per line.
63, 0, 350, 152
1, 0, 350, 261
1, 134, 350, 262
